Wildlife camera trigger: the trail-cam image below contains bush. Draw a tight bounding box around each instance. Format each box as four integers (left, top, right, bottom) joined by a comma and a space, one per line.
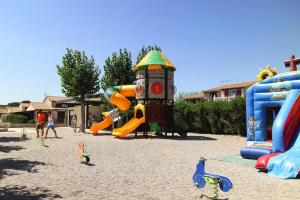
21, 100, 30, 103
1, 114, 29, 123
174, 97, 246, 136
7, 102, 20, 107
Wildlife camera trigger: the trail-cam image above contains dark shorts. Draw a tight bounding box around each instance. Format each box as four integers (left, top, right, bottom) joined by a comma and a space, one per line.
37, 124, 44, 129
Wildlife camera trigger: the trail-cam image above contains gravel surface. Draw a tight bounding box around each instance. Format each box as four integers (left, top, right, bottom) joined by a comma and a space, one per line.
0, 128, 299, 200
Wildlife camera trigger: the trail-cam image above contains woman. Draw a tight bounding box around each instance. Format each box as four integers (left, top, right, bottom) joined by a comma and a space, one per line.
72, 114, 78, 133
44, 111, 58, 139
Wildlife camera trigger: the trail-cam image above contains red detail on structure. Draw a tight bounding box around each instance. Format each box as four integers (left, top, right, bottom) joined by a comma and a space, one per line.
284, 55, 300, 72
255, 152, 281, 170
150, 82, 164, 95
283, 95, 300, 150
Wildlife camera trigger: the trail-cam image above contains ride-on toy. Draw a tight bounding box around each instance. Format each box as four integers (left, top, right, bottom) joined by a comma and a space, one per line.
192, 157, 233, 199
78, 141, 91, 164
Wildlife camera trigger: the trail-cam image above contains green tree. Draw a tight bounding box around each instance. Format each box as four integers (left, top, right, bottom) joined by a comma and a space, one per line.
57, 48, 101, 132
7, 102, 20, 107
136, 45, 161, 64
101, 48, 135, 90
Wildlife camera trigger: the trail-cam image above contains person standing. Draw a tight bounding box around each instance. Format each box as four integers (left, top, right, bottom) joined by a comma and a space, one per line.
92, 115, 97, 124
87, 112, 92, 128
44, 111, 58, 139
72, 114, 78, 133
36, 111, 45, 138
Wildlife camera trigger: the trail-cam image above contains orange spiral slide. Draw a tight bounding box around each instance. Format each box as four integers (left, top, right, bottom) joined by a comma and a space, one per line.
90, 85, 135, 134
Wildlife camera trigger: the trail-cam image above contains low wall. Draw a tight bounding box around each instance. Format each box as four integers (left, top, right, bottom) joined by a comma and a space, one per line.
9, 123, 67, 128
10, 123, 35, 128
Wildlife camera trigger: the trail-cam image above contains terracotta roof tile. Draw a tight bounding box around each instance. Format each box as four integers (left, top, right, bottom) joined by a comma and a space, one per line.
0, 108, 8, 114
183, 92, 205, 100
203, 81, 256, 92
43, 96, 70, 102
26, 102, 53, 111
7, 107, 22, 113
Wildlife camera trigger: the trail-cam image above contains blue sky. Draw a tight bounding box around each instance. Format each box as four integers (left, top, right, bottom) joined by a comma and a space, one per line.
0, 0, 299, 104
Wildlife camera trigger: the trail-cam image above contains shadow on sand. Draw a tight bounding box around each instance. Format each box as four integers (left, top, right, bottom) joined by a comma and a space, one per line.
89, 131, 112, 136
200, 194, 228, 200
0, 185, 62, 200
0, 158, 46, 179
0, 136, 29, 143
81, 162, 95, 166
44, 136, 63, 139
0, 144, 25, 153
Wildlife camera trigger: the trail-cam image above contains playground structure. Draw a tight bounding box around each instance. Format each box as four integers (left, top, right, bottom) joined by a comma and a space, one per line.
193, 157, 233, 199
241, 55, 300, 178
90, 50, 181, 138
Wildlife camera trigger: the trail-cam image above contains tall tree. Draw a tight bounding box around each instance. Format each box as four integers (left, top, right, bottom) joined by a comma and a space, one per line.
136, 45, 161, 65
57, 49, 101, 132
101, 48, 135, 90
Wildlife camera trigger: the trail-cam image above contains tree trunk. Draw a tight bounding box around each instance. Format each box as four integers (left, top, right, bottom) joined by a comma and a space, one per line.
80, 101, 85, 133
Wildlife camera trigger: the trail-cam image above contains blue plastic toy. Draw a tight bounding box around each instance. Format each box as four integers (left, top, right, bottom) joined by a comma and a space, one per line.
193, 157, 233, 199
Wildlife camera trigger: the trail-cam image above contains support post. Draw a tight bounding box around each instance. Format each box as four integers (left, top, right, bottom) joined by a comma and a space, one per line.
164, 69, 168, 136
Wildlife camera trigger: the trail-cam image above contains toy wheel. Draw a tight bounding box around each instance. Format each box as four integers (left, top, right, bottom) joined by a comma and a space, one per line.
193, 174, 206, 188
219, 178, 232, 192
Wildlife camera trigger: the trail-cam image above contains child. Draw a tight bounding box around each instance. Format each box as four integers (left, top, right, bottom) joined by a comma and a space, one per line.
87, 113, 92, 128
44, 111, 58, 139
36, 111, 45, 138
72, 114, 78, 133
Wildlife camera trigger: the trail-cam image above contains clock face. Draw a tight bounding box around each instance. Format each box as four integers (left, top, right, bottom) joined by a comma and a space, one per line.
150, 82, 164, 95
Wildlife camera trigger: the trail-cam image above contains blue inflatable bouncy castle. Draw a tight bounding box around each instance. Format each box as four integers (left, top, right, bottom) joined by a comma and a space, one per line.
241, 55, 300, 178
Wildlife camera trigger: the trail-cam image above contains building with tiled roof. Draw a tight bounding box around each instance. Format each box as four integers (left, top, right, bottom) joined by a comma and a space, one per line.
6, 96, 102, 128
183, 92, 205, 103
184, 81, 256, 102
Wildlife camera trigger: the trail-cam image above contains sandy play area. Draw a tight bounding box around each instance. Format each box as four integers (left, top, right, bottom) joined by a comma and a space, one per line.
0, 128, 300, 200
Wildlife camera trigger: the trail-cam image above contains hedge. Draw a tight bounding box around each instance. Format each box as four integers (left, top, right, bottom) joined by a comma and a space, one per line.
174, 97, 246, 136
1, 114, 29, 123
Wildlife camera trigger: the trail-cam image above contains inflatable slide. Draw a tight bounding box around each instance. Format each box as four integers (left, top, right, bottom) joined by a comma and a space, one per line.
241, 60, 300, 178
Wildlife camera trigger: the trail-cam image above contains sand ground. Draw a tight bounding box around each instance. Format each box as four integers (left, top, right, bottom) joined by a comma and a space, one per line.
0, 127, 299, 200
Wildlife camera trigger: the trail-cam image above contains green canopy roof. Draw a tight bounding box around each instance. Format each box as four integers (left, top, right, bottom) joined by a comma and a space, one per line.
134, 50, 176, 71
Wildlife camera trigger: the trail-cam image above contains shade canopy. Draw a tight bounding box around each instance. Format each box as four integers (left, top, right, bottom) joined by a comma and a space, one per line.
134, 50, 176, 71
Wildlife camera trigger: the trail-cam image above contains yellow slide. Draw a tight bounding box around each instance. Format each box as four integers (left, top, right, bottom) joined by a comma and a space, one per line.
90, 112, 113, 134
112, 117, 145, 138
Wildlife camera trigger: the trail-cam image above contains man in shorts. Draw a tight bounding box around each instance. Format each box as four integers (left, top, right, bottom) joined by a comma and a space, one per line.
36, 111, 45, 138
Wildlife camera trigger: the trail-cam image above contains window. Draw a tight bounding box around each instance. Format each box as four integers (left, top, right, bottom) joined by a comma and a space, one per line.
57, 111, 65, 123
224, 90, 229, 97
228, 90, 236, 97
